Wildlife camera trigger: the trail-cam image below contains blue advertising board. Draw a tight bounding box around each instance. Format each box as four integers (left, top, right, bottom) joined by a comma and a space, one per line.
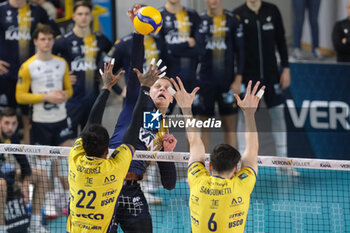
286, 62, 350, 160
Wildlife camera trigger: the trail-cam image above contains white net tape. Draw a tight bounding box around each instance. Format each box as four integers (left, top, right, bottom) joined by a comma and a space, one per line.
1, 143, 350, 171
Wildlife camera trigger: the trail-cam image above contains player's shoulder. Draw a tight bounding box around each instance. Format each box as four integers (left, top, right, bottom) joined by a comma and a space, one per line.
199, 11, 208, 19
52, 55, 68, 65
29, 2, 46, 13
224, 9, 234, 18
94, 31, 108, 39
0, 1, 8, 8
60, 31, 75, 40
233, 4, 247, 15
159, 6, 166, 14
22, 55, 37, 68
183, 7, 198, 16
120, 33, 133, 43
261, 1, 280, 13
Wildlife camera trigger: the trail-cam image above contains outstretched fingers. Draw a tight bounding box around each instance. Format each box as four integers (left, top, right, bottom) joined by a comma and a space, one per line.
133, 68, 142, 78
251, 81, 261, 96
191, 87, 200, 97
170, 78, 180, 92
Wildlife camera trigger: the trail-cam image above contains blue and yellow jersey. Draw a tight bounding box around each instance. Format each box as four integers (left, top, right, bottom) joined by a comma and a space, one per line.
67, 138, 133, 233
53, 31, 112, 105
196, 10, 244, 88
0, 2, 60, 80
188, 162, 256, 233
159, 7, 200, 87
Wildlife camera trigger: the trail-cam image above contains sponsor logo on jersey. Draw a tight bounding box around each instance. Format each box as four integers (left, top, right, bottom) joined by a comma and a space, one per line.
71, 56, 97, 72
5, 26, 31, 40
103, 174, 116, 185
238, 173, 248, 180
230, 196, 244, 207
71, 211, 104, 220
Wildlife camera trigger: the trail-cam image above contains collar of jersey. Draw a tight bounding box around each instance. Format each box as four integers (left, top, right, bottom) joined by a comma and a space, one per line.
85, 155, 104, 161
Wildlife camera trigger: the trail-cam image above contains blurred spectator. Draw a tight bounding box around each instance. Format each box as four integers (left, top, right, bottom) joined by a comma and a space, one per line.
53, 1, 113, 138
332, 0, 350, 62
0, 0, 60, 145
234, 0, 299, 176
193, 0, 244, 152
0, 107, 50, 233
31, 0, 57, 19
159, 0, 201, 113
291, 0, 322, 59
15, 24, 73, 217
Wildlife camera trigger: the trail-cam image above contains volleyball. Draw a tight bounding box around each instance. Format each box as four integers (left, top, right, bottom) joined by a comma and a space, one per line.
133, 6, 163, 35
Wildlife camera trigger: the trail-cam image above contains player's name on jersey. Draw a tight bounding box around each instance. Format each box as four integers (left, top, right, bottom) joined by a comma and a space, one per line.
200, 186, 232, 195
76, 165, 101, 174
5, 26, 31, 40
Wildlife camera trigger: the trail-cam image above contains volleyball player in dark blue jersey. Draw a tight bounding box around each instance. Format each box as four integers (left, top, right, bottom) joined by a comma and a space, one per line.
52, 1, 112, 137
109, 6, 177, 233
0, 0, 60, 144
193, 0, 244, 152
159, 0, 201, 93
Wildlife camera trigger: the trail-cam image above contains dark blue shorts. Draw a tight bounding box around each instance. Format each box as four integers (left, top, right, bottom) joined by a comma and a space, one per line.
112, 182, 152, 233
192, 85, 238, 117
66, 99, 95, 138
0, 77, 29, 115
30, 119, 73, 146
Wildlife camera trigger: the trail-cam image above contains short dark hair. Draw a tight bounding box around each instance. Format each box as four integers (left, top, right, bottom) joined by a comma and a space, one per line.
210, 144, 241, 173
0, 107, 17, 120
73, 1, 93, 12
32, 23, 55, 39
81, 124, 109, 157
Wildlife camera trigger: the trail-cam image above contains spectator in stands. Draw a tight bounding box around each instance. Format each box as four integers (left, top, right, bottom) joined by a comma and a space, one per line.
291, 0, 322, 60
234, 0, 299, 176
15, 24, 73, 217
193, 0, 244, 152
0, 107, 50, 233
31, 0, 57, 19
332, 0, 350, 62
53, 0, 113, 138
0, 0, 60, 145
159, 0, 201, 113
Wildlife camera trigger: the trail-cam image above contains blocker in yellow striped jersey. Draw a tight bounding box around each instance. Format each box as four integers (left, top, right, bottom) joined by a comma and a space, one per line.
133, 6, 163, 35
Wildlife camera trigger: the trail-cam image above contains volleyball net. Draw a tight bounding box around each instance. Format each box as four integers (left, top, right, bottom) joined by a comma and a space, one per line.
0, 143, 349, 233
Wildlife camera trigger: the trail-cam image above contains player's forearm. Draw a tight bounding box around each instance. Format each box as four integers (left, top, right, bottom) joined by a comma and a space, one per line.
81, 89, 110, 134
16, 92, 43, 104
182, 108, 198, 145
243, 112, 259, 160
182, 108, 206, 163
123, 86, 150, 146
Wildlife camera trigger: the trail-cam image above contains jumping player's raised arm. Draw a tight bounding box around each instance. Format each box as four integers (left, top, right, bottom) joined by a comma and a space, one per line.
234, 81, 265, 175
81, 60, 125, 134
169, 77, 202, 165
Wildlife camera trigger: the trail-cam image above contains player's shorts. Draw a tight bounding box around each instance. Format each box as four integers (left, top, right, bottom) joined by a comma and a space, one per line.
30, 118, 73, 146
112, 182, 152, 232
66, 98, 95, 138
0, 77, 29, 115
192, 85, 238, 117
